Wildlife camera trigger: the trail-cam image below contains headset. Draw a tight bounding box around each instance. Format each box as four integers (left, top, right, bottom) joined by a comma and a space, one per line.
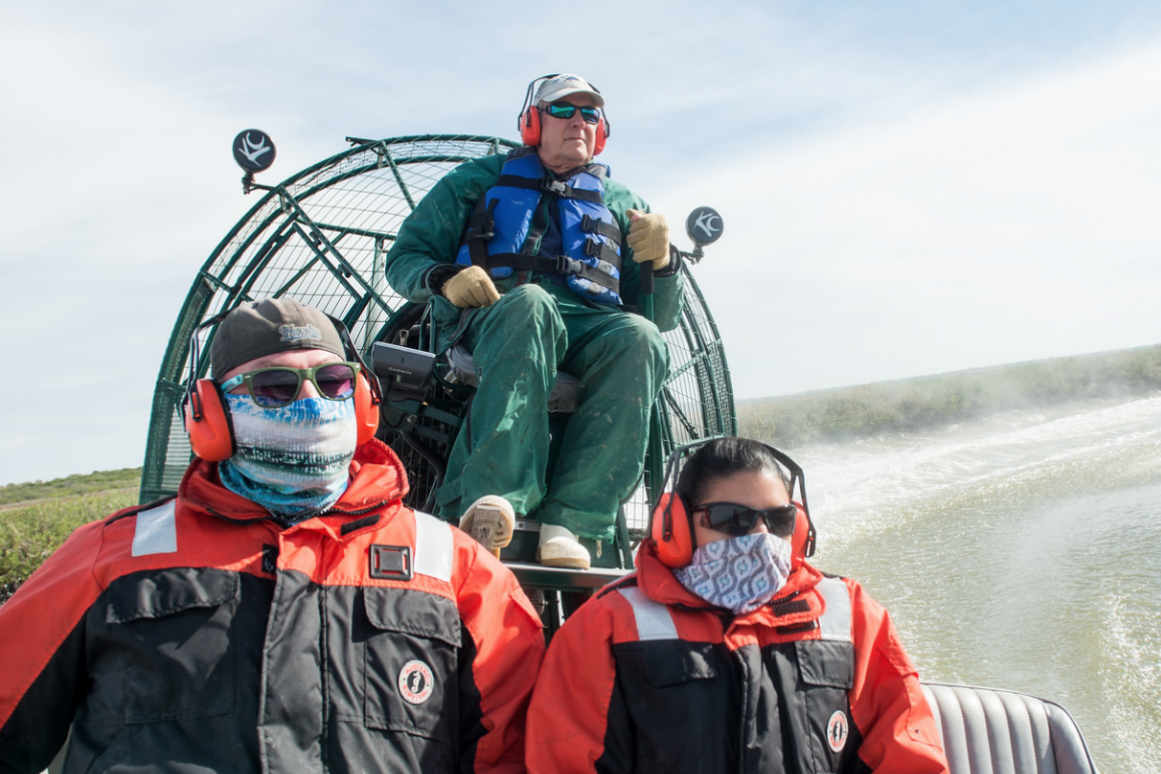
182, 308, 382, 462
517, 73, 610, 156
649, 437, 816, 569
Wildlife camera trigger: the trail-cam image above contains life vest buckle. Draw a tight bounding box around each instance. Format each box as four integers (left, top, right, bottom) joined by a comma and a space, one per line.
554, 255, 584, 276
543, 178, 569, 195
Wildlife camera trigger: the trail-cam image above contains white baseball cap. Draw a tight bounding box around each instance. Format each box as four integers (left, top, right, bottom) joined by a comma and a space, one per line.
534, 74, 605, 108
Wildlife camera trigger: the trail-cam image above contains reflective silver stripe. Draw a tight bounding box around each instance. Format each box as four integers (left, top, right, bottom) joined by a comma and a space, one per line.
816, 577, 853, 642
618, 586, 679, 641
413, 511, 453, 582
132, 500, 177, 557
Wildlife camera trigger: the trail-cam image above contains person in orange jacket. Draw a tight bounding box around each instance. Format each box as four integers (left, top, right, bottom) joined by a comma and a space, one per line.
526, 437, 949, 773
0, 298, 545, 773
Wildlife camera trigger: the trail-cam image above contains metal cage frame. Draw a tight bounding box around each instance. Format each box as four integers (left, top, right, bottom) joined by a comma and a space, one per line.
140, 134, 736, 539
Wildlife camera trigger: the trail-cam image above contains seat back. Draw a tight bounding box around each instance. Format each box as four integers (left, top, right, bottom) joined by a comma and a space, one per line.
921, 683, 1097, 774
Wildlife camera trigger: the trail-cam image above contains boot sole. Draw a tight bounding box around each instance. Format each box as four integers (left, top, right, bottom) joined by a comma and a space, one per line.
467, 509, 514, 552
536, 548, 591, 570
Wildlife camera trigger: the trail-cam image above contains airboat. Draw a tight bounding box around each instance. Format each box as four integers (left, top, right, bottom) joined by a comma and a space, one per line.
136, 132, 1097, 774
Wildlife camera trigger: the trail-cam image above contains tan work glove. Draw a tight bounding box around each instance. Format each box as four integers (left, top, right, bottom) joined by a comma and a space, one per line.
442, 265, 500, 308
626, 209, 671, 271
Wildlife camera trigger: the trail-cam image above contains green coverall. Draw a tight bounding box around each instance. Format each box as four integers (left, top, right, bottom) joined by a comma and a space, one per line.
384, 151, 684, 542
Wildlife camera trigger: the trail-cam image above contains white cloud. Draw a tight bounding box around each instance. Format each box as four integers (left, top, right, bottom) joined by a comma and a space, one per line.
654, 43, 1161, 398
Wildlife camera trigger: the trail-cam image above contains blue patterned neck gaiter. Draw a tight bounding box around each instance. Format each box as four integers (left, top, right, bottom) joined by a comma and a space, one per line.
674, 532, 793, 615
219, 394, 357, 524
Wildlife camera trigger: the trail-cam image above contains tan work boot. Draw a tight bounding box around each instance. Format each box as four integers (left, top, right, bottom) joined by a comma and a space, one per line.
537, 524, 591, 570
459, 496, 516, 558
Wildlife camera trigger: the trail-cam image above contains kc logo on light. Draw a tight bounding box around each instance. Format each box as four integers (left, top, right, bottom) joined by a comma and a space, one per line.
232, 129, 277, 172
693, 211, 721, 240
685, 206, 724, 247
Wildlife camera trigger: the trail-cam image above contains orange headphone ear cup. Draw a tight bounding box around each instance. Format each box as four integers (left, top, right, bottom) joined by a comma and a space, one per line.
790, 501, 812, 570
520, 108, 541, 146
354, 371, 379, 446
184, 379, 234, 462
651, 492, 694, 568
593, 117, 608, 156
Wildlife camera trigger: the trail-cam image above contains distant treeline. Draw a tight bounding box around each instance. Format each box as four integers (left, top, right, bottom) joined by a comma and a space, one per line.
738, 345, 1161, 447
0, 468, 142, 506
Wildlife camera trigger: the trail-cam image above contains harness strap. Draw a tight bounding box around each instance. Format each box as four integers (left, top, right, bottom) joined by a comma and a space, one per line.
495, 174, 604, 203
581, 214, 622, 246
464, 198, 498, 270
481, 252, 620, 290
583, 236, 622, 269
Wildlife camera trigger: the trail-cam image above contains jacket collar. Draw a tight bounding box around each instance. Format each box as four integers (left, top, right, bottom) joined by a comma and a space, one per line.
635, 539, 826, 629
178, 438, 409, 526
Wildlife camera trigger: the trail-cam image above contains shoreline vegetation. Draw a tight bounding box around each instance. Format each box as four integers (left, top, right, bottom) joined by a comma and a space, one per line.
0, 470, 140, 603
737, 344, 1161, 448
4, 344, 1160, 603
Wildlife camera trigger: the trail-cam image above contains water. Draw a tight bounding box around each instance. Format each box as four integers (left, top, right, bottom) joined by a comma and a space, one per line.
793, 394, 1161, 774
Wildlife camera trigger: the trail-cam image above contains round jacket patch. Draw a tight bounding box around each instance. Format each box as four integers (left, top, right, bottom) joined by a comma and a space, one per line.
827, 710, 849, 753
398, 660, 435, 705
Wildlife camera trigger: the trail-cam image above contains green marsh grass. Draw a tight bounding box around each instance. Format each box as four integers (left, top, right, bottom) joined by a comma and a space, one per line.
1, 477, 139, 604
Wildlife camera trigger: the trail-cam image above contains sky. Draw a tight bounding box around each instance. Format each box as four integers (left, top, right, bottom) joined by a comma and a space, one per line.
2, 0, 1160, 485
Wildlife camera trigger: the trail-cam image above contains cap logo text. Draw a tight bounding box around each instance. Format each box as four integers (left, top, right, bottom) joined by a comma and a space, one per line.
279, 323, 323, 343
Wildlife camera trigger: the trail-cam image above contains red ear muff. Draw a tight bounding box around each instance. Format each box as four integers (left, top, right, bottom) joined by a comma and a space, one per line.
650, 492, 695, 568
184, 379, 235, 462
592, 118, 608, 156
354, 371, 379, 446
519, 107, 541, 147
790, 501, 814, 570
519, 107, 609, 154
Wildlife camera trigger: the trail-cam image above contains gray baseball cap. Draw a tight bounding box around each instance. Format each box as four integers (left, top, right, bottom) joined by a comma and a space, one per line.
535, 74, 605, 108
210, 298, 346, 378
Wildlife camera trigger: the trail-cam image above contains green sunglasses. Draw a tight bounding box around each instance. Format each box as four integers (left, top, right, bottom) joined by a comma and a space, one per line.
219, 362, 361, 408
543, 101, 601, 124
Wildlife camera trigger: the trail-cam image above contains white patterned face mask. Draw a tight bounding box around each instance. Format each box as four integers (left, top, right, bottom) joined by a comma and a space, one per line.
674, 532, 792, 615
218, 394, 356, 523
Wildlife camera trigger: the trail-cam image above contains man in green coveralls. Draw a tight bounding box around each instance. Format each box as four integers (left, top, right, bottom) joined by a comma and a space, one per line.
384, 74, 684, 569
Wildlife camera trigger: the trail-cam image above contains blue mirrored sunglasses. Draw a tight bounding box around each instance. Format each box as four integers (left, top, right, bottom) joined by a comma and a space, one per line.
543, 101, 601, 124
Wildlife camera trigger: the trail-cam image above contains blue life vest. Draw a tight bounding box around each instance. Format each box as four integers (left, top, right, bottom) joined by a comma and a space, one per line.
456, 149, 624, 305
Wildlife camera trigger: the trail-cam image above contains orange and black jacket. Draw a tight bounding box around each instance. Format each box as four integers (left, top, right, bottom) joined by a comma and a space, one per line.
0, 441, 545, 774
526, 541, 949, 774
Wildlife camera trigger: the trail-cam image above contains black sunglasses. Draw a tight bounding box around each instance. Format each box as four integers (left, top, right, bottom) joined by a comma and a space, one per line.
694, 502, 798, 538
543, 101, 601, 124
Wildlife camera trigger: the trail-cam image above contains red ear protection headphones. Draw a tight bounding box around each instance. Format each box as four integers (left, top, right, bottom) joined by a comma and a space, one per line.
182, 308, 382, 462
649, 438, 816, 569
517, 73, 610, 156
